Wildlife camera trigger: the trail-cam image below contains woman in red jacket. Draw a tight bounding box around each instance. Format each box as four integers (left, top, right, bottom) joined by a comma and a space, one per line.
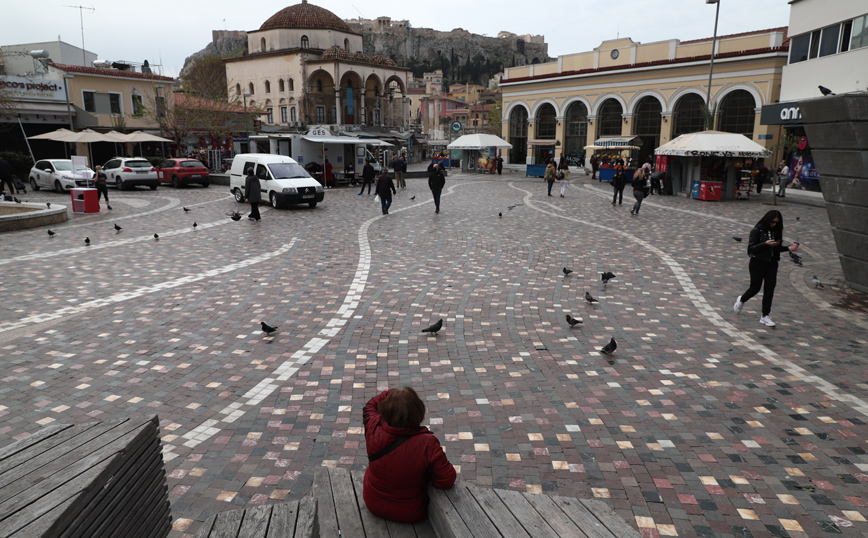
363, 387, 456, 523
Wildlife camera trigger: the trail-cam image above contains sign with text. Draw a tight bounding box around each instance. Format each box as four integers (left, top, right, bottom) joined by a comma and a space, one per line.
0, 75, 67, 101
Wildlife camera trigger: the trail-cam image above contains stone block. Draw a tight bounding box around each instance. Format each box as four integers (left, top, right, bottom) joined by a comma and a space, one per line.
800, 93, 868, 124
831, 229, 868, 264
804, 122, 868, 151
825, 203, 868, 235
810, 149, 868, 178
818, 176, 868, 205
839, 256, 868, 294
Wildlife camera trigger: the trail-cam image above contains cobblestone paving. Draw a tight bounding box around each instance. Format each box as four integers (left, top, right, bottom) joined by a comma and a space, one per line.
1, 175, 867, 538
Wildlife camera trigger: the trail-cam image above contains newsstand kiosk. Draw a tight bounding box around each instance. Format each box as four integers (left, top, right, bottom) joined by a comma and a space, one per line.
70, 188, 99, 214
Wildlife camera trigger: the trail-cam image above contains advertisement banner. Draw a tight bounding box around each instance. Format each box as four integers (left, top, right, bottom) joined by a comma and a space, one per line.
0, 75, 67, 101
477, 147, 498, 173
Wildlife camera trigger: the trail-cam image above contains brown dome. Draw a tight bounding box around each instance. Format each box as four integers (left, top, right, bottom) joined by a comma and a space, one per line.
321, 46, 352, 61
260, 1, 352, 33
352, 52, 371, 63
371, 54, 397, 67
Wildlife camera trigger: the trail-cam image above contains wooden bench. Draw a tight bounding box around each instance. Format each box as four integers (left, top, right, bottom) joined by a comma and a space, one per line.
0, 415, 171, 538
428, 481, 641, 538
193, 499, 317, 538
312, 467, 435, 537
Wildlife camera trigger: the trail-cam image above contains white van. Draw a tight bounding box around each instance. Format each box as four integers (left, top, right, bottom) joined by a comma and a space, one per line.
229, 154, 324, 209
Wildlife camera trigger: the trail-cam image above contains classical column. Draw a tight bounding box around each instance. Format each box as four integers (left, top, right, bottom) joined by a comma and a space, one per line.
378, 92, 384, 128
555, 116, 566, 160
335, 86, 342, 126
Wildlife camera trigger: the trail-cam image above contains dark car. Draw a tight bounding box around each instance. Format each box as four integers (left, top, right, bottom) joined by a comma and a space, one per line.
156, 159, 210, 188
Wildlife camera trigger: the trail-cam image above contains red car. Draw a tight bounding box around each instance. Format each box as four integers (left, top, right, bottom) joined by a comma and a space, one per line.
156, 159, 210, 188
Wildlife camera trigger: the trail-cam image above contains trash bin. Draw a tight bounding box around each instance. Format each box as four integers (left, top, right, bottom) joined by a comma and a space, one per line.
70, 188, 99, 214
691, 180, 700, 199
698, 181, 722, 201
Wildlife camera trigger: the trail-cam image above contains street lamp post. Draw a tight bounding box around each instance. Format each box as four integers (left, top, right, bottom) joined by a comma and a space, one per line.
155, 84, 165, 158
705, 0, 721, 125
242, 93, 252, 151
62, 74, 75, 158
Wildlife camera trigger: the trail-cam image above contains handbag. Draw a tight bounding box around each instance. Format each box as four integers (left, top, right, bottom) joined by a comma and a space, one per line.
374, 194, 380, 202
556, 171, 564, 180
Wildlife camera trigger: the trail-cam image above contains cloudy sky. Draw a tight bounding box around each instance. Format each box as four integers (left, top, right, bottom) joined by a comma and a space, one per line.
6, 0, 791, 78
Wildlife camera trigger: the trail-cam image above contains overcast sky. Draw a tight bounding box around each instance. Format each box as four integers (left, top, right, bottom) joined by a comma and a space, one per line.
6, 0, 791, 78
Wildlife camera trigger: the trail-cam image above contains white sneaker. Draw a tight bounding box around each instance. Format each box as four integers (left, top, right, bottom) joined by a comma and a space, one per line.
759, 316, 776, 327
733, 296, 743, 314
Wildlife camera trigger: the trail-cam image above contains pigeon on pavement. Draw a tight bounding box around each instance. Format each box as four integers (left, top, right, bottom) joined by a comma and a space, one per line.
584, 291, 598, 304
47, 229, 55, 237
227, 211, 244, 221
499, 212, 502, 217
812, 275, 824, 289
563, 267, 573, 276
260, 322, 278, 336
183, 207, 191, 212
154, 233, 159, 240
410, 195, 416, 200
422, 319, 444, 334
193, 222, 198, 228
84, 237, 90, 245
600, 338, 617, 355
601, 272, 616, 284
566, 314, 582, 327
732, 236, 742, 242
46, 202, 51, 209
114, 223, 122, 232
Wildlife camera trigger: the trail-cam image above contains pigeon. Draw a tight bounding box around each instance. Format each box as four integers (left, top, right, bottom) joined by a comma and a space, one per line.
227, 211, 244, 221
260, 321, 278, 336
732, 236, 742, 242
410, 195, 416, 200
422, 318, 444, 334
584, 291, 598, 304
600, 338, 617, 355
563, 267, 573, 276
183, 207, 191, 212
47, 229, 55, 237
114, 223, 122, 232
84, 237, 90, 245
46, 202, 51, 209
796, 217, 800, 221
566, 314, 583, 327
14, 197, 21, 204
154, 233, 159, 240
812, 275, 824, 289
601, 272, 616, 284
818, 85, 835, 96
499, 212, 502, 217
193, 222, 198, 229
792, 255, 803, 266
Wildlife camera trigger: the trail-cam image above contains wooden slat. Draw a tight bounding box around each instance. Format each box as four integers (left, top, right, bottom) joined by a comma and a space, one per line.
349, 469, 390, 537
443, 483, 499, 538
194, 514, 218, 538
467, 487, 530, 538
386, 519, 424, 538
0, 424, 71, 461
237, 504, 272, 538
493, 489, 559, 538
327, 468, 366, 538
116, 472, 170, 538
209, 509, 244, 538
411, 520, 438, 538
427, 483, 474, 538
266, 502, 299, 538
0, 421, 110, 480
311, 468, 338, 537
551, 496, 615, 538
7, 496, 77, 538
579, 499, 641, 538
295, 498, 319, 538
520, 492, 589, 538
88, 460, 166, 538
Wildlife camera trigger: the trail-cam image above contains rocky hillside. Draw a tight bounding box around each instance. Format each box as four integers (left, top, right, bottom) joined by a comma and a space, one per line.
180, 35, 247, 79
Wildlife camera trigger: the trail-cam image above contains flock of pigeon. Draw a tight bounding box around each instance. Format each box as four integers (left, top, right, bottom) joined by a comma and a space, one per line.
562, 267, 619, 356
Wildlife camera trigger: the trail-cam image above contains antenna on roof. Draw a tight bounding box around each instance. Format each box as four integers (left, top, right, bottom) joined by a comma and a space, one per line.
351, 4, 366, 18
65, 4, 95, 66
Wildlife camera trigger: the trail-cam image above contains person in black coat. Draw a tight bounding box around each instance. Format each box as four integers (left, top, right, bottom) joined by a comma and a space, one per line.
611, 168, 628, 206
756, 165, 769, 194
733, 210, 797, 327
359, 162, 375, 195
428, 163, 446, 214
496, 156, 503, 175
244, 167, 262, 221
0, 156, 14, 195
376, 171, 396, 214
650, 171, 665, 195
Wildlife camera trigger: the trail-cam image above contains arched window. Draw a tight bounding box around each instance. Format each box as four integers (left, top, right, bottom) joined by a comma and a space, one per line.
265, 80, 271, 93
316, 79, 323, 92
278, 79, 285, 92
344, 38, 350, 51
534, 103, 557, 163
289, 79, 294, 91
633, 96, 662, 164
508, 106, 529, 164
290, 107, 297, 122
235, 83, 241, 96
717, 90, 757, 139
301, 35, 309, 48
248, 82, 255, 95
260, 38, 266, 52
673, 94, 705, 137
597, 99, 623, 137
564, 102, 588, 159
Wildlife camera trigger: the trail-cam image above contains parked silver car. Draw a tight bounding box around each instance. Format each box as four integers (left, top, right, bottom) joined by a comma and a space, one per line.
102, 157, 159, 190
28, 159, 94, 192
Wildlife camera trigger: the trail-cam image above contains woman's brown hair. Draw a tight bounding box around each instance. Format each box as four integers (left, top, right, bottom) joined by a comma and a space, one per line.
378, 387, 426, 429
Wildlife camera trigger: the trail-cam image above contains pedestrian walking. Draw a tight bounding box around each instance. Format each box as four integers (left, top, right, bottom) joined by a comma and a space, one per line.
544, 160, 556, 196
399, 156, 407, 189
776, 160, 789, 198
650, 170, 665, 195
496, 155, 503, 175
391, 155, 404, 190
611, 166, 628, 206
640, 163, 653, 194
244, 167, 262, 221
590, 154, 599, 179
359, 161, 375, 195
376, 171, 396, 214
756, 164, 769, 194
558, 162, 570, 197
0, 155, 14, 196
428, 163, 446, 214
630, 167, 648, 216
733, 210, 798, 327
93, 166, 112, 210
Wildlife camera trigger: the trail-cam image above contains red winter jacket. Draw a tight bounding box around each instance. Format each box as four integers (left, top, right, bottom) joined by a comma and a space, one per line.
362, 390, 456, 523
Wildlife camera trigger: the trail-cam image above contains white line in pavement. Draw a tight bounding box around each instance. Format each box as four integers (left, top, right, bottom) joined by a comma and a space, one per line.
514, 183, 868, 419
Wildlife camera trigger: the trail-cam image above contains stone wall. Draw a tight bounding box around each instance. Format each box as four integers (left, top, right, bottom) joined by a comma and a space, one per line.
799, 93, 868, 293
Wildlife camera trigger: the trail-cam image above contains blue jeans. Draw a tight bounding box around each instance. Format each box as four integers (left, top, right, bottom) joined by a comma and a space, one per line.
380, 193, 392, 213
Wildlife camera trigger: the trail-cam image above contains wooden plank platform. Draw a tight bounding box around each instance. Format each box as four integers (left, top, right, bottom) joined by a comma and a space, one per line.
428, 481, 641, 538
312, 467, 436, 537
0, 415, 171, 538
192, 498, 318, 538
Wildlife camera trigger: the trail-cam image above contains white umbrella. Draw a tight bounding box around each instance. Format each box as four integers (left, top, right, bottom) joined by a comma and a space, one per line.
447, 133, 512, 150
655, 130, 771, 158
122, 132, 173, 143
27, 128, 79, 142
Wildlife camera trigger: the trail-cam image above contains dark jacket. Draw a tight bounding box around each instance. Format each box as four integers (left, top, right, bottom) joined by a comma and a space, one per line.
428, 168, 445, 191
362, 163, 376, 182
362, 391, 456, 523
612, 171, 628, 189
376, 173, 396, 197
0, 158, 12, 180
94, 170, 107, 185
244, 174, 262, 203
632, 173, 648, 192
747, 225, 790, 262
391, 158, 402, 171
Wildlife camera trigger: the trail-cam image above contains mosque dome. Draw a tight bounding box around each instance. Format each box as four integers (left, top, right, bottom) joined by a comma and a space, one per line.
260, 0, 352, 33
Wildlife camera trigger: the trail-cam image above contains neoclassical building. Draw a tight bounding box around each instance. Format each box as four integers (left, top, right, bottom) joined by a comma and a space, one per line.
500, 28, 790, 164
224, 0, 410, 132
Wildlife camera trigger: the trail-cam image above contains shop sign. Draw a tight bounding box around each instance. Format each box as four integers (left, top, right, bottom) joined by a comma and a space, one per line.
0, 75, 66, 101
232, 135, 248, 142
451, 121, 462, 132
307, 125, 330, 136
758, 134, 773, 140
760, 102, 802, 125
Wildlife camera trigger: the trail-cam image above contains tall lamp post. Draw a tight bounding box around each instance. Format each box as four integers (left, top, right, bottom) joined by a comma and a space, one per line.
242, 93, 252, 152
705, 0, 721, 127
155, 84, 165, 158
62, 74, 75, 159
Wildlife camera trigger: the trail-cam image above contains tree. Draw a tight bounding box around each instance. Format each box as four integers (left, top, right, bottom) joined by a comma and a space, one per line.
182, 55, 228, 100
485, 102, 502, 136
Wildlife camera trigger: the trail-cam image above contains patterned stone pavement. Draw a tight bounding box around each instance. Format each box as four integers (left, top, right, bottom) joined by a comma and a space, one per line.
1, 174, 867, 538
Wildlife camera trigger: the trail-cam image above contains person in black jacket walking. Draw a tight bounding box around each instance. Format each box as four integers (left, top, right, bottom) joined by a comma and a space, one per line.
244, 167, 262, 221
733, 210, 798, 327
376, 171, 396, 214
359, 162, 375, 195
630, 167, 648, 216
611, 167, 627, 206
428, 163, 446, 213
93, 166, 112, 210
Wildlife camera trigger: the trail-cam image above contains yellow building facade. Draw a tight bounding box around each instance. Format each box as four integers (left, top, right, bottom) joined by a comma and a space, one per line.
500, 28, 789, 165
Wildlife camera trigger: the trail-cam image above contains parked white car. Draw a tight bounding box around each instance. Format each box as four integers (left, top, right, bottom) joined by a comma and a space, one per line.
229, 154, 323, 208
28, 159, 94, 192
102, 157, 159, 190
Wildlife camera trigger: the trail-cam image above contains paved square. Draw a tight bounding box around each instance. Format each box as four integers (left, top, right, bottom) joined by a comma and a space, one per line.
2, 173, 867, 538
